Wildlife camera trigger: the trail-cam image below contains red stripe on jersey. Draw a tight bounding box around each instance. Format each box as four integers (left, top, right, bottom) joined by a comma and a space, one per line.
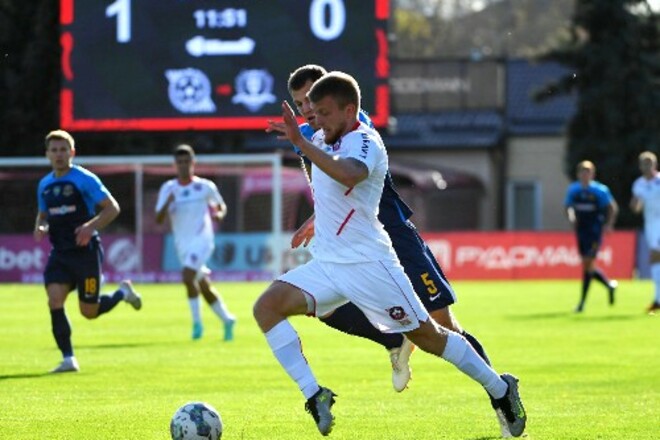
344, 187, 354, 196
336, 209, 356, 236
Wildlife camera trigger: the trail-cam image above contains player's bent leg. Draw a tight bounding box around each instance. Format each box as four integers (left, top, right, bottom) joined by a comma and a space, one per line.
253, 281, 310, 332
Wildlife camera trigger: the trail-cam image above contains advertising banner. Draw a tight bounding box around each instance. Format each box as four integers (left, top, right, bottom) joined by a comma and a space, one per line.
1, 231, 636, 282
421, 231, 636, 280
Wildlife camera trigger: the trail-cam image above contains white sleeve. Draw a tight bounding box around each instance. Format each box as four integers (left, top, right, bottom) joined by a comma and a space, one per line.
155, 181, 173, 212
345, 131, 382, 174
206, 180, 225, 208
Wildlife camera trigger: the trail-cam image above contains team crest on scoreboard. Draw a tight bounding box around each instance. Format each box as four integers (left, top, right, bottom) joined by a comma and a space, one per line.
165, 68, 216, 114
232, 69, 276, 112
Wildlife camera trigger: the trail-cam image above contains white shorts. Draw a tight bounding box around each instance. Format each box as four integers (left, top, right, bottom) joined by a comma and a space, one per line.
645, 225, 660, 251
278, 258, 429, 333
178, 239, 213, 278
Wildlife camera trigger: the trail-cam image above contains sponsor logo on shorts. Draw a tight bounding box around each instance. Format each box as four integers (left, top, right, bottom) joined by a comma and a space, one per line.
387, 306, 412, 326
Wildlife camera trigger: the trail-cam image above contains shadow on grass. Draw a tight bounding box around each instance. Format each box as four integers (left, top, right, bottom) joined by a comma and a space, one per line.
467, 436, 502, 440
510, 311, 644, 322
75, 341, 170, 350
0, 372, 50, 381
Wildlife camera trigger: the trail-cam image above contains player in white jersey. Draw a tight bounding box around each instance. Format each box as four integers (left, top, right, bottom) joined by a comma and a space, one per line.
631, 151, 660, 314
156, 145, 236, 340
255, 72, 526, 437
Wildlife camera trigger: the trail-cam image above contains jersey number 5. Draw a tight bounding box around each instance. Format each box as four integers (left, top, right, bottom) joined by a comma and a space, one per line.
421, 272, 438, 295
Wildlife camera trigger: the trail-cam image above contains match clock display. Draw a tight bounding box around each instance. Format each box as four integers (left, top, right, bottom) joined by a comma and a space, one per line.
60, 0, 390, 131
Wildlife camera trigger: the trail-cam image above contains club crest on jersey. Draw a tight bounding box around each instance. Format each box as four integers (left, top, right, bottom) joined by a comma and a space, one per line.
53, 186, 61, 196
62, 184, 74, 197
387, 306, 411, 325
193, 183, 202, 191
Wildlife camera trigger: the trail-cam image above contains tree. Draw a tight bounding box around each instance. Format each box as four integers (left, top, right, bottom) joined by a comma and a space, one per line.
534, 0, 660, 227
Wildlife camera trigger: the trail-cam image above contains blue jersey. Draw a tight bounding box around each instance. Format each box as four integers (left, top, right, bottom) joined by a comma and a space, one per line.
296, 110, 413, 227
37, 165, 112, 250
564, 181, 613, 233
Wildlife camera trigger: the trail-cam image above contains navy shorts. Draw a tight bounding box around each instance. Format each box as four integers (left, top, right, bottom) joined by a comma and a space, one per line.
388, 220, 456, 311
43, 241, 104, 304
576, 230, 602, 258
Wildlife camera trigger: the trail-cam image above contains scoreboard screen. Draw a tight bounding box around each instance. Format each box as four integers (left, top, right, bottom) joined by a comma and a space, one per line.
59, 0, 390, 131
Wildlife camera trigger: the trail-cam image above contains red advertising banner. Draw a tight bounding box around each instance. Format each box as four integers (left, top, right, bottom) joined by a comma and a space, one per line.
420, 231, 636, 280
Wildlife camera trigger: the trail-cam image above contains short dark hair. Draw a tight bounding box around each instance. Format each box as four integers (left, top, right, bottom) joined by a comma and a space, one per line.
45, 129, 75, 150
287, 64, 327, 93
307, 71, 361, 110
174, 144, 195, 158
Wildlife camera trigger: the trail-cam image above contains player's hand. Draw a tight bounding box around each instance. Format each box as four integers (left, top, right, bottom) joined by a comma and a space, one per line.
266, 101, 304, 146
166, 192, 175, 206
74, 224, 94, 246
33, 225, 48, 242
291, 217, 315, 248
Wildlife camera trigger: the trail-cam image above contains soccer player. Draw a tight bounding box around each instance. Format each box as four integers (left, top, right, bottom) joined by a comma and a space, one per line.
631, 151, 660, 314
256, 72, 527, 437
34, 129, 142, 373
155, 145, 236, 340
286, 64, 511, 434
564, 161, 618, 313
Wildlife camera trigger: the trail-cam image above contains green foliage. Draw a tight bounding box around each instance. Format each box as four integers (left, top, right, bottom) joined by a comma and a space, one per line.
535, 0, 660, 227
0, 280, 658, 439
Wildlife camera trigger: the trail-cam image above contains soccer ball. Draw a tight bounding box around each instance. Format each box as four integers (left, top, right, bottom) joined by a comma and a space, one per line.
170, 402, 223, 440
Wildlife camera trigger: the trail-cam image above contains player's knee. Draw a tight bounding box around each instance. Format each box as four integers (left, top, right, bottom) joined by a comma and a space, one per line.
80, 308, 99, 320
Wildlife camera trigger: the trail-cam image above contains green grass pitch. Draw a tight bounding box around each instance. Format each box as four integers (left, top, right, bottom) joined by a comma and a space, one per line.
0, 280, 657, 439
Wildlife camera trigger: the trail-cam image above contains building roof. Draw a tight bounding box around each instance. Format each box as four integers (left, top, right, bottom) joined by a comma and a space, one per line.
383, 110, 504, 150
505, 59, 576, 135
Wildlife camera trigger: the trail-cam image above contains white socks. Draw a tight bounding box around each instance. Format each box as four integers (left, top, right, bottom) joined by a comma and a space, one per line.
441, 331, 507, 399
265, 320, 319, 399
210, 298, 235, 323
189, 297, 201, 323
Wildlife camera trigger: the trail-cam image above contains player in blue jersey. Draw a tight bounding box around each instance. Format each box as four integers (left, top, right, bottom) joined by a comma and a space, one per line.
284, 65, 519, 437
34, 130, 143, 373
564, 160, 618, 313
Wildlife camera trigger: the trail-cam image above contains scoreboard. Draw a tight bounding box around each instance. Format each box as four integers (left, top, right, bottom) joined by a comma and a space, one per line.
59, 0, 390, 131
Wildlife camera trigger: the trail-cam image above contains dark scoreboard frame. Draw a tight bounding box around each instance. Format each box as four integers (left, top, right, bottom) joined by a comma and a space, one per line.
59, 0, 390, 131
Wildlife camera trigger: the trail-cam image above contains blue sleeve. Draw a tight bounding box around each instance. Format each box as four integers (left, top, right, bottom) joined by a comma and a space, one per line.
79, 169, 112, 208
37, 179, 46, 213
358, 109, 374, 128
292, 123, 316, 156
564, 184, 576, 207
596, 184, 614, 207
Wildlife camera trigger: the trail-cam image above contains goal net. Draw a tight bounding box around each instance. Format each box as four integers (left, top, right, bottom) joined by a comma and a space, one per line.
0, 154, 313, 283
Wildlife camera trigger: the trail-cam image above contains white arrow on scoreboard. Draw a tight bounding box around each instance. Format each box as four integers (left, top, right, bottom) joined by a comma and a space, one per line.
186, 36, 256, 57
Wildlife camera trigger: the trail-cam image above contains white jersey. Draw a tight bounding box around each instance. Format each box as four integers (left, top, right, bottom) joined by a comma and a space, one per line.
632, 174, 660, 249
155, 176, 224, 253
309, 122, 397, 263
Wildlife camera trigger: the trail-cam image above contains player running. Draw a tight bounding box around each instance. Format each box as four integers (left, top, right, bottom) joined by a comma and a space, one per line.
256, 72, 527, 437
631, 151, 660, 314
564, 160, 618, 313
34, 129, 142, 373
155, 145, 236, 340
286, 64, 517, 436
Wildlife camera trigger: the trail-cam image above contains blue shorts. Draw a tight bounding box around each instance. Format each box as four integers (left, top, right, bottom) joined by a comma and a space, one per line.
576, 230, 602, 258
387, 221, 456, 311
44, 241, 104, 304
